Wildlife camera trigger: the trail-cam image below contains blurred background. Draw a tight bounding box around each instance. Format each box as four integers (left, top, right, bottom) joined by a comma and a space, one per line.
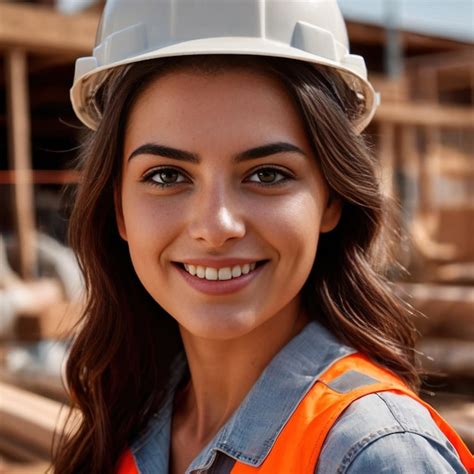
0, 0, 473, 472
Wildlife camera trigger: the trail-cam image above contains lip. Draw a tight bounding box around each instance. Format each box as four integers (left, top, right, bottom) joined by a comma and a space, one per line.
173, 260, 268, 295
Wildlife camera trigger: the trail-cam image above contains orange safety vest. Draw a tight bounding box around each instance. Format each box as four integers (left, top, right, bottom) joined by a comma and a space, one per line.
117, 352, 474, 473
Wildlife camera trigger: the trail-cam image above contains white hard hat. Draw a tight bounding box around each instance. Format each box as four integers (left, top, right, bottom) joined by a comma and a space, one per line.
70, 0, 380, 132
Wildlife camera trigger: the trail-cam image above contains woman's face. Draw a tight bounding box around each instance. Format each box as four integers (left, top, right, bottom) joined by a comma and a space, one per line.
115, 67, 341, 340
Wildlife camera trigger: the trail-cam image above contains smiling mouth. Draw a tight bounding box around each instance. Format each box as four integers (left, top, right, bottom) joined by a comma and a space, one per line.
172, 260, 269, 280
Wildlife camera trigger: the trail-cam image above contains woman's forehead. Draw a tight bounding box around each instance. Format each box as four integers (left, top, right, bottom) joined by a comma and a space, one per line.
123, 68, 312, 160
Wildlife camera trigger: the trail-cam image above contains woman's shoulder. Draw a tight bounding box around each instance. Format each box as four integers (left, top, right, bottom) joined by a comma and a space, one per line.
316, 391, 468, 473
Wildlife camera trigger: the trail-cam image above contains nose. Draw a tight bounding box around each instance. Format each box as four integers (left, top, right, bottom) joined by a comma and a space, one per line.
187, 182, 246, 248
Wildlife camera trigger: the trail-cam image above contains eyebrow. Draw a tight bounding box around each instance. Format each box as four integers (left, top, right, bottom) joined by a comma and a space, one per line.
127, 141, 307, 163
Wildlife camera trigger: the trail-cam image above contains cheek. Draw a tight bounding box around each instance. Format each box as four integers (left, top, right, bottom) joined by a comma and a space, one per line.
121, 191, 179, 267
251, 190, 323, 271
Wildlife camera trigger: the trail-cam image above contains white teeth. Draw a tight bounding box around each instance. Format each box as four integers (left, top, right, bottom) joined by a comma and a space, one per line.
205, 267, 218, 280
196, 266, 206, 278
218, 267, 232, 280
231, 265, 242, 278
183, 262, 262, 280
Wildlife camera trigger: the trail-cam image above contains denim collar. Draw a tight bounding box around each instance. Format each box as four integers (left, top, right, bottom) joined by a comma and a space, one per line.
131, 319, 357, 473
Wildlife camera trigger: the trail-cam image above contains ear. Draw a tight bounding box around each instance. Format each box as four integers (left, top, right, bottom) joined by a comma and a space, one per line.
320, 193, 342, 233
113, 182, 128, 241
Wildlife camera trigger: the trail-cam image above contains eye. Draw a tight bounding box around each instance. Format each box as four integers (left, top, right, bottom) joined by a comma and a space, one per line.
141, 167, 189, 188
246, 167, 293, 187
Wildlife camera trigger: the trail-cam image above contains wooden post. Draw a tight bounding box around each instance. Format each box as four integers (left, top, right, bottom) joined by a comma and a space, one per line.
5, 49, 37, 280
397, 123, 420, 268
418, 66, 442, 237
379, 122, 396, 198
471, 66, 474, 113
378, 121, 401, 268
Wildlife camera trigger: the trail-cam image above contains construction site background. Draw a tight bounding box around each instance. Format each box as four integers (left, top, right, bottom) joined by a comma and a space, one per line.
0, 1, 473, 472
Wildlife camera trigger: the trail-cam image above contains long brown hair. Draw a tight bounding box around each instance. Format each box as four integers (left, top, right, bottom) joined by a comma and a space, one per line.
52, 55, 422, 473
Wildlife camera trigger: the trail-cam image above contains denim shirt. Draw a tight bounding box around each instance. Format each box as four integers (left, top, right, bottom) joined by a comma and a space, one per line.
129, 320, 468, 473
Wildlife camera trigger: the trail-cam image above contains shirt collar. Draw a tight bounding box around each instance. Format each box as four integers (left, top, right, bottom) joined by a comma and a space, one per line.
200, 319, 357, 469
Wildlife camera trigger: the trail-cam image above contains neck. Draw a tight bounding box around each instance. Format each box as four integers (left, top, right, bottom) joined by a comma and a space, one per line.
173, 302, 310, 445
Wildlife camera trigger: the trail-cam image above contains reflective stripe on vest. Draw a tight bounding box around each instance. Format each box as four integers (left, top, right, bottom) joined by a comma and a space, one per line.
117, 352, 474, 473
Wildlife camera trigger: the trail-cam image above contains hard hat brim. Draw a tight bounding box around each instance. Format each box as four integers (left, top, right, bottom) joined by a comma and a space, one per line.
70, 36, 377, 133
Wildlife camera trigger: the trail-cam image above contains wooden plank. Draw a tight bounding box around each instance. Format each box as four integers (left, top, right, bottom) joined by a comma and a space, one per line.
405, 48, 474, 71
0, 462, 50, 474
418, 337, 474, 377
0, 367, 68, 405
437, 68, 474, 92
0, 382, 72, 457
0, 3, 99, 56
5, 49, 37, 280
0, 433, 43, 463
347, 21, 471, 51
375, 102, 474, 128
0, 170, 81, 185
402, 31, 472, 51
396, 282, 474, 338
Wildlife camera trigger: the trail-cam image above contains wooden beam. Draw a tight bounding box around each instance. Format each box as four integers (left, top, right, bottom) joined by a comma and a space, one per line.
28, 54, 76, 75
0, 170, 81, 185
374, 102, 474, 128
418, 69, 441, 230
0, 3, 99, 56
396, 282, 474, 338
0, 366, 68, 405
0, 433, 43, 463
347, 22, 385, 46
0, 382, 71, 457
0, 462, 50, 474
402, 31, 472, 52
437, 67, 474, 92
347, 21, 471, 51
6, 49, 37, 280
405, 48, 474, 71
418, 337, 474, 377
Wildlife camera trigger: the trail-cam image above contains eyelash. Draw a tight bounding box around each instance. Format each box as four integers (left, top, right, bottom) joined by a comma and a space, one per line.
141, 166, 294, 189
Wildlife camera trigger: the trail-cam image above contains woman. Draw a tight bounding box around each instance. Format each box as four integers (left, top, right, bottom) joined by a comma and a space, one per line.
53, 1, 473, 473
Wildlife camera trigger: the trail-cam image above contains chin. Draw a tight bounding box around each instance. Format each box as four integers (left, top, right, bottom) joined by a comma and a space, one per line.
177, 312, 262, 341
